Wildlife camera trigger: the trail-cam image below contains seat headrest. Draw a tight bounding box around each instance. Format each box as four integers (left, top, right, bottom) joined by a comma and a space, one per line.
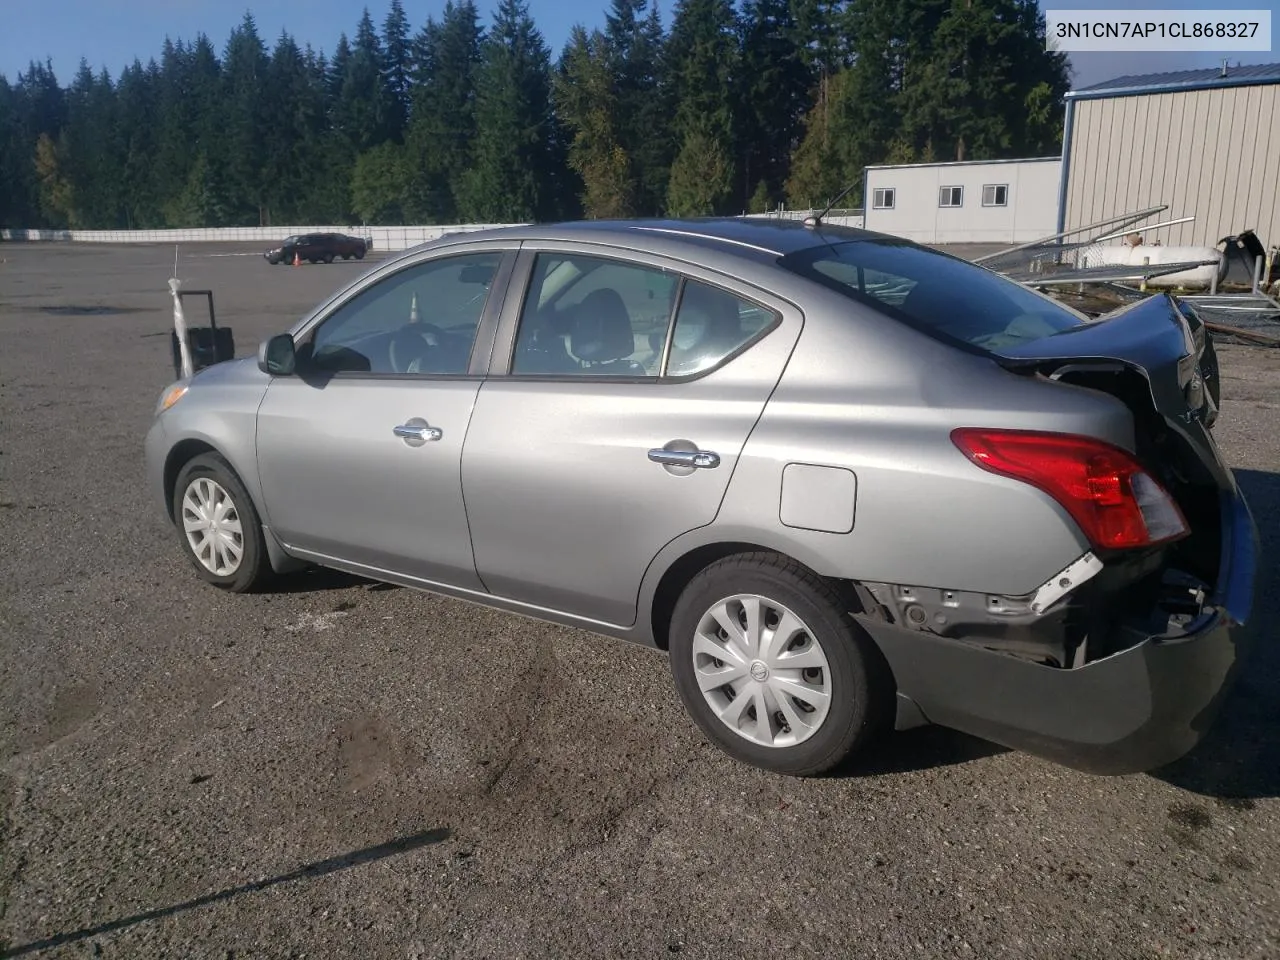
569, 289, 635, 363
681, 283, 740, 334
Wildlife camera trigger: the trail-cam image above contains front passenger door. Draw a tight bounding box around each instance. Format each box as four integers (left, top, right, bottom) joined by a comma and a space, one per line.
255, 247, 514, 588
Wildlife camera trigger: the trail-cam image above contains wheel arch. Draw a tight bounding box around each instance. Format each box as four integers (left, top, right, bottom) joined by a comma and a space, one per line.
163, 437, 267, 527
163, 438, 221, 522
649, 538, 880, 651
162, 435, 304, 575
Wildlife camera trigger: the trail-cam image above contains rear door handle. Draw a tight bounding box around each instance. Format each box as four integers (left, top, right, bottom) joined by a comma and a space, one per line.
393, 418, 442, 446
648, 448, 720, 469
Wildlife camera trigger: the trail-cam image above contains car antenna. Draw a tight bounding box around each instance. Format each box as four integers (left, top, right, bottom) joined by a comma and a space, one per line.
804, 181, 859, 228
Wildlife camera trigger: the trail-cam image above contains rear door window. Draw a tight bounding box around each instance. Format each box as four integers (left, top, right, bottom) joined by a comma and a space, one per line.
512, 253, 678, 376
508, 252, 780, 378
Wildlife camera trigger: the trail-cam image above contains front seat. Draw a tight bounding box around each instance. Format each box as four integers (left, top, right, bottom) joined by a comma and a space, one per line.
568, 289, 646, 376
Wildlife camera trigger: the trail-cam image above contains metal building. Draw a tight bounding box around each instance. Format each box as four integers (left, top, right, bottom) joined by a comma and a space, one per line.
861, 157, 1062, 244
1058, 63, 1280, 247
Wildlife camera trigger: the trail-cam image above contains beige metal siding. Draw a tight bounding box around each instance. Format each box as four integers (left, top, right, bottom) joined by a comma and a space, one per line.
1063, 85, 1280, 248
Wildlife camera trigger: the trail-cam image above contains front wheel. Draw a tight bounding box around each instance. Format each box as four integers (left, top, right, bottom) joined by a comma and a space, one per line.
172, 452, 274, 593
668, 553, 893, 777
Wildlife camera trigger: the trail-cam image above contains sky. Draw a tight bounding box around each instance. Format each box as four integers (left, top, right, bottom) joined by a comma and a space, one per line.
1, 0, 1277, 91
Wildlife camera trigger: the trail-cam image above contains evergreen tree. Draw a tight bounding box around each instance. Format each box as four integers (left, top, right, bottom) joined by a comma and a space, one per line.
382, 0, 412, 141
663, 0, 738, 214
404, 0, 484, 222
155, 36, 224, 225
603, 0, 670, 215
735, 0, 810, 209
222, 13, 271, 224
262, 31, 325, 224
0, 0, 1072, 229
458, 0, 560, 223
329, 33, 352, 102
335, 8, 393, 153
351, 141, 409, 222
115, 59, 163, 227
555, 26, 633, 218
0, 76, 31, 226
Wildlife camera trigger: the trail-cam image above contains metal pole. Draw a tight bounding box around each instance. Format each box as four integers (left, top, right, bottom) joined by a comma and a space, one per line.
1254, 254, 1264, 294
169, 277, 194, 380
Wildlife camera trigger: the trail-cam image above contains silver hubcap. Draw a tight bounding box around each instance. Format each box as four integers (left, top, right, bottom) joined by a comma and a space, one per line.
692, 594, 833, 748
181, 477, 244, 577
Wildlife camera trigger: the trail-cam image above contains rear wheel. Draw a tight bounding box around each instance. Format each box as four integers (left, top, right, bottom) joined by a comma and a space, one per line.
355, 248, 366, 260
668, 553, 892, 776
323, 252, 334, 264
172, 452, 274, 593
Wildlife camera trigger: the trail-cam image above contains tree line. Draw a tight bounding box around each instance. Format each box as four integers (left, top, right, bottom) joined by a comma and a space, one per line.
0, 0, 1070, 230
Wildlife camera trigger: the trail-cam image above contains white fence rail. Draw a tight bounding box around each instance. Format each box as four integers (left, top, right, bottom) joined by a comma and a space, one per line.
744, 210, 865, 229
0, 223, 519, 252
1, 213, 867, 250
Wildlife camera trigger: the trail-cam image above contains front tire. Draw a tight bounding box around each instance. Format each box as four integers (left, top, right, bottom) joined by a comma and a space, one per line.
172, 452, 274, 593
668, 553, 892, 777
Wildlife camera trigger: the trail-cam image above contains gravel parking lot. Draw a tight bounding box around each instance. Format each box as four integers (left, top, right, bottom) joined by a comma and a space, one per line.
1, 240, 1278, 959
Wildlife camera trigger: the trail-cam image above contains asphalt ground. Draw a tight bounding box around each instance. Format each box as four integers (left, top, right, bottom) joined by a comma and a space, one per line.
1, 240, 1278, 959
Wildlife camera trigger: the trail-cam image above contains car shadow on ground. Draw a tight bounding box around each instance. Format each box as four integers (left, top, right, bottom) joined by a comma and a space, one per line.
1150, 468, 1280, 801
0, 827, 451, 958
259, 567, 400, 595
851, 726, 1011, 777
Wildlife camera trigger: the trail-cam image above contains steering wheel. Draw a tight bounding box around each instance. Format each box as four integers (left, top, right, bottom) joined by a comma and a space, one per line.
388, 322, 448, 373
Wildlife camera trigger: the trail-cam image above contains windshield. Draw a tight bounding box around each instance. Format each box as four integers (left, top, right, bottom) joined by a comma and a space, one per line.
779, 239, 1088, 351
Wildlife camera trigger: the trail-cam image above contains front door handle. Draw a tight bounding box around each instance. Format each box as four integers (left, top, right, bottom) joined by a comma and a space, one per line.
648, 448, 720, 469
393, 418, 442, 447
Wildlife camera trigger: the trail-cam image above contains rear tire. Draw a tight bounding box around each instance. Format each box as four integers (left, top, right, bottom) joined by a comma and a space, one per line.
323, 253, 334, 264
172, 452, 274, 593
668, 552, 892, 777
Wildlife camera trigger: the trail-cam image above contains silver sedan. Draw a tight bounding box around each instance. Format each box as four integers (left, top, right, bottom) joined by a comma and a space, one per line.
145, 218, 1259, 777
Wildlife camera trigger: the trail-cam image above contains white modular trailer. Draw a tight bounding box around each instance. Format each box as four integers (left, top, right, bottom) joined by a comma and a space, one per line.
862, 157, 1062, 244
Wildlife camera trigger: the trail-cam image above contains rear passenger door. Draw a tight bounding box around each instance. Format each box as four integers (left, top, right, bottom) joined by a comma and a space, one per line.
459, 244, 802, 626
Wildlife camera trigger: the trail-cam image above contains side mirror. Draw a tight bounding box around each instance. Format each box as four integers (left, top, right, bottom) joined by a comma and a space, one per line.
258, 333, 297, 376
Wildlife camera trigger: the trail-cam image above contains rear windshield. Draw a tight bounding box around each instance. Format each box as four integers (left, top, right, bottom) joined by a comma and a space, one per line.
778, 238, 1087, 351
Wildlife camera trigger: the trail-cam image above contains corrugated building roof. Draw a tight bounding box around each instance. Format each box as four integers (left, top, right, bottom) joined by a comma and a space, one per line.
1069, 61, 1280, 99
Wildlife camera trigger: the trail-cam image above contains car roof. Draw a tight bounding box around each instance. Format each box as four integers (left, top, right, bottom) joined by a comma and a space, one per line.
414, 217, 907, 268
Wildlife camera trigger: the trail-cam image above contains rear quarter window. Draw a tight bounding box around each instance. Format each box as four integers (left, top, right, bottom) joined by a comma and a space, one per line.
781, 239, 1086, 352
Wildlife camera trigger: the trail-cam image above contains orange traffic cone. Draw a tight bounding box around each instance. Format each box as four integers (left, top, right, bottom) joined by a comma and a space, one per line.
293, 250, 301, 267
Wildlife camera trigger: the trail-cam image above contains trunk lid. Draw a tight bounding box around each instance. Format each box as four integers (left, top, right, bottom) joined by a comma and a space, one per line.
990, 292, 1226, 487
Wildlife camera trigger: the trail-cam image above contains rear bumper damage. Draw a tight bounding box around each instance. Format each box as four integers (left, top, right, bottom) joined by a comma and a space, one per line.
859, 486, 1259, 775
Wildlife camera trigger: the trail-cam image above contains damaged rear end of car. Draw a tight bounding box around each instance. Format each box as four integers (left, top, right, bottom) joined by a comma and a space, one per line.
856, 291, 1258, 774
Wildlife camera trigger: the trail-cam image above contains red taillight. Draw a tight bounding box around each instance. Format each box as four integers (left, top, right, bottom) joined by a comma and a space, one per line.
950, 428, 1189, 550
